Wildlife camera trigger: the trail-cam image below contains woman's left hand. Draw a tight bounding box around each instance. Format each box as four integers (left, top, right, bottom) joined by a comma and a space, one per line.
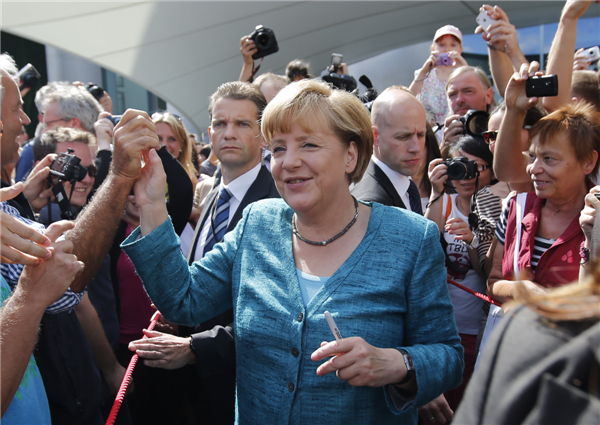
445, 217, 474, 244
311, 337, 406, 387
580, 186, 600, 241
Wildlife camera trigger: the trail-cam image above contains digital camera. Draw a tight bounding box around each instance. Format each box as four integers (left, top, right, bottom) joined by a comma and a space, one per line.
249, 25, 279, 60
525, 75, 559, 98
15, 64, 41, 89
441, 156, 479, 180
86, 82, 105, 101
435, 53, 453, 66
459, 109, 489, 137
49, 149, 87, 183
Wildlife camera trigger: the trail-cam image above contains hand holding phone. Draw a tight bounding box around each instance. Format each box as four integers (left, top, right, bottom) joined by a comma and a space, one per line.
525, 75, 559, 98
476, 10, 497, 32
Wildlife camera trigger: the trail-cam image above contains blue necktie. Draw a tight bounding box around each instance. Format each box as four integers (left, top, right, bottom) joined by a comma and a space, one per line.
203, 188, 232, 256
407, 180, 423, 215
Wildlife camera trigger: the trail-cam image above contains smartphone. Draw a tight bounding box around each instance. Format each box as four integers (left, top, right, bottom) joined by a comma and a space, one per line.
331, 53, 343, 67
581, 46, 600, 62
476, 10, 497, 32
435, 53, 452, 66
525, 75, 559, 98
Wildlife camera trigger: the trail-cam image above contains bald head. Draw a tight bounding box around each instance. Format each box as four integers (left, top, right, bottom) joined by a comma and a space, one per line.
371, 86, 427, 176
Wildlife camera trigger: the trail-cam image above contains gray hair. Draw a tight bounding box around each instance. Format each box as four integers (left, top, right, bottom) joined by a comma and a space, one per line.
39, 84, 102, 133
0, 53, 18, 100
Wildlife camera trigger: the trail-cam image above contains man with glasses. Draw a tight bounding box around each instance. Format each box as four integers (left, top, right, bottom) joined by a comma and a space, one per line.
15, 82, 103, 182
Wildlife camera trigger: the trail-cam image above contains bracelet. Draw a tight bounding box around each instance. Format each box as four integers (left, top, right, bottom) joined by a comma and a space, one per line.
426, 191, 444, 209
487, 42, 506, 53
413, 71, 430, 82
189, 336, 196, 354
580, 246, 590, 265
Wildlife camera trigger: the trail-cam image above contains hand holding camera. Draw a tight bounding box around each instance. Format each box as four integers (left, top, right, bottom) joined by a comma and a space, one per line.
505, 61, 557, 112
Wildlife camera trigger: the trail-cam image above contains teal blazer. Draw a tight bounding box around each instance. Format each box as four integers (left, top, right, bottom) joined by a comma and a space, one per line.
122, 200, 462, 425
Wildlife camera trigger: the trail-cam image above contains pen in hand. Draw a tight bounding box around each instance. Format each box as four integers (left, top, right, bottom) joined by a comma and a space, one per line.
324, 311, 343, 341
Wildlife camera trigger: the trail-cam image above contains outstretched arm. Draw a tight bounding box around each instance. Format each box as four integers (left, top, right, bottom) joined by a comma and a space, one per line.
66, 109, 160, 293
1, 222, 83, 416
543, 0, 595, 112
239, 35, 257, 82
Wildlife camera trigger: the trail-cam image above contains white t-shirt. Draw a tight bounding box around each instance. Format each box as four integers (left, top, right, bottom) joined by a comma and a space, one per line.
443, 194, 486, 335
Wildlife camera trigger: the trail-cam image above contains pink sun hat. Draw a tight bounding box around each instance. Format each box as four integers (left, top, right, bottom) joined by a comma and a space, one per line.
433, 25, 463, 44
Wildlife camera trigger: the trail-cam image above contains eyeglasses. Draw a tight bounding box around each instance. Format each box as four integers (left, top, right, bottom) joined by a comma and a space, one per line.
43, 118, 68, 128
482, 130, 498, 145
477, 163, 490, 172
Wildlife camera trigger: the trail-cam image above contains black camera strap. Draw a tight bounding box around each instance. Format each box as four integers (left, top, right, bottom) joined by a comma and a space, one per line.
468, 173, 480, 231
248, 58, 264, 83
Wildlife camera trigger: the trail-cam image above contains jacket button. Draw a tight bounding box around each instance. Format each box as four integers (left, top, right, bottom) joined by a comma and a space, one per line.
288, 382, 295, 392
292, 348, 299, 357
297, 312, 303, 322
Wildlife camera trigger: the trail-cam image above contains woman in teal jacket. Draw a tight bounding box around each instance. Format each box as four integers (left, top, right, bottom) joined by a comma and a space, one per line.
123, 80, 462, 424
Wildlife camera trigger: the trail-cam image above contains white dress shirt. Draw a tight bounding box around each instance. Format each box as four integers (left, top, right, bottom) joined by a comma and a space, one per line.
371, 155, 414, 212
193, 163, 262, 261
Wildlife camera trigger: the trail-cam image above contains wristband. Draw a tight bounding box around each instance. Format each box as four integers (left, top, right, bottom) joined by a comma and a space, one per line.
580, 246, 590, 265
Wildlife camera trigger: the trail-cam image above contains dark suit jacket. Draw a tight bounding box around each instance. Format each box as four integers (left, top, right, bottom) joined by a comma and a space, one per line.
187, 165, 279, 424
350, 159, 407, 209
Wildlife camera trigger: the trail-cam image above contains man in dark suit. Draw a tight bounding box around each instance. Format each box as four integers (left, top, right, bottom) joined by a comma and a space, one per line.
129, 81, 279, 424
351, 86, 427, 214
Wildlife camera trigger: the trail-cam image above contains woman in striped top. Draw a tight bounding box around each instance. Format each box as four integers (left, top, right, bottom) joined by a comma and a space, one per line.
487, 63, 600, 304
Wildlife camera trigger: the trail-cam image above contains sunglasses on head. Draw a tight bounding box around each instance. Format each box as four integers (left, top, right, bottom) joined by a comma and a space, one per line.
482, 130, 498, 145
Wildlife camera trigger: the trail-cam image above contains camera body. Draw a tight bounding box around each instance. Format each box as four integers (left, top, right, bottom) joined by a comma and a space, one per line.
249, 25, 279, 60
105, 115, 123, 126
16, 64, 41, 89
441, 156, 479, 180
86, 82, 105, 101
435, 53, 453, 66
49, 150, 87, 183
582, 46, 600, 62
458, 109, 489, 137
525, 75, 559, 98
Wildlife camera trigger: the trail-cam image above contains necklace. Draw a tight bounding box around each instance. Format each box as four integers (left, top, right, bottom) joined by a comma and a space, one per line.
292, 196, 359, 246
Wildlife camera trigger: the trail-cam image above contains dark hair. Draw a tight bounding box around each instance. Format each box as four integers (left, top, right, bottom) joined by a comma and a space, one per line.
448, 135, 493, 167
208, 81, 267, 122
286, 59, 310, 82
421, 121, 442, 195
200, 145, 212, 158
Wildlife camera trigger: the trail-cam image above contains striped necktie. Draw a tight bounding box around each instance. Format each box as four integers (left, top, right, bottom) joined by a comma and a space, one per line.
203, 188, 232, 256
407, 180, 423, 215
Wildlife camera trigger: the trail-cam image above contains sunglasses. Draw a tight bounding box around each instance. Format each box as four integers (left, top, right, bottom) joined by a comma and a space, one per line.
151, 111, 182, 121
85, 164, 97, 178
482, 130, 498, 145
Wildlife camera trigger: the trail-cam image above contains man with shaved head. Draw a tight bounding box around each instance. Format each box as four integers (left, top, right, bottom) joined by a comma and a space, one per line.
351, 85, 427, 214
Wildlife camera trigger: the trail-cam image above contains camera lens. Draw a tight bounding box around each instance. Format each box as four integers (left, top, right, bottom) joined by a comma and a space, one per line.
447, 162, 467, 180
256, 32, 272, 49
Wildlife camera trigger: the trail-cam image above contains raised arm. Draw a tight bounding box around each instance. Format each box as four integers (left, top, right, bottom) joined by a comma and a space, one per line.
424, 158, 448, 232
66, 109, 160, 293
493, 62, 540, 183
239, 35, 257, 82
543, 0, 595, 113
476, 5, 528, 98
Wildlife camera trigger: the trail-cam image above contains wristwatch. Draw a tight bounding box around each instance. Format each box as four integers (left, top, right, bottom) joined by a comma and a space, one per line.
467, 233, 480, 250
396, 349, 415, 385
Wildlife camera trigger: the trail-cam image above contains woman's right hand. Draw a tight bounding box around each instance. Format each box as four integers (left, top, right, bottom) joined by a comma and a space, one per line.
504, 61, 541, 111
580, 186, 600, 242
428, 158, 448, 197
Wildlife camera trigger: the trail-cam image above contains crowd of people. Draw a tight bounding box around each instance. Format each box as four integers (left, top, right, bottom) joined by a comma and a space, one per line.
1, 1, 599, 424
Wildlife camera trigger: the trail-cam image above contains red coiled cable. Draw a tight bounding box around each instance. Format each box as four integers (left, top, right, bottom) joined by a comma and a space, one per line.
105, 311, 162, 425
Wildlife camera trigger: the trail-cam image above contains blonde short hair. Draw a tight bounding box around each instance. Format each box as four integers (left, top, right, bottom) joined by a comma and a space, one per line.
261, 79, 373, 184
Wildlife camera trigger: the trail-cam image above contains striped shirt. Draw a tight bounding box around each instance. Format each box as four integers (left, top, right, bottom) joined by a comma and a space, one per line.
474, 186, 503, 267
0, 201, 84, 313
495, 196, 555, 272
